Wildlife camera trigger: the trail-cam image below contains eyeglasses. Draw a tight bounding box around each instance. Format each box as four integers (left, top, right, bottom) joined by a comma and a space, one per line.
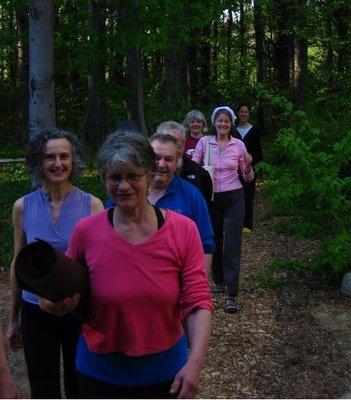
105, 172, 147, 186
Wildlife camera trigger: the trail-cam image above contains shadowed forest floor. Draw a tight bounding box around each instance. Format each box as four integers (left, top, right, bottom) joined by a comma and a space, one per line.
1, 186, 351, 398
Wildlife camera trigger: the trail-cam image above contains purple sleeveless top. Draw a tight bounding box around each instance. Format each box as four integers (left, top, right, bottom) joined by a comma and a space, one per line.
22, 188, 91, 305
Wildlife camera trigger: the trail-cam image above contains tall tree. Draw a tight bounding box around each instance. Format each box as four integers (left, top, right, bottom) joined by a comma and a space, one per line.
333, 1, 351, 75
121, 0, 148, 135
272, 0, 294, 90
16, 2, 28, 136
292, 0, 308, 107
226, 8, 233, 81
254, 0, 266, 134
28, 0, 56, 137
83, 1, 108, 145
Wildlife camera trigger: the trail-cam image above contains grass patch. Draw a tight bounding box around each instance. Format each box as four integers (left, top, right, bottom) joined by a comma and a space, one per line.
252, 258, 307, 290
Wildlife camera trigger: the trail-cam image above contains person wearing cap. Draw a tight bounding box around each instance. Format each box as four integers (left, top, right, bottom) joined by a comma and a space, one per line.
192, 106, 254, 313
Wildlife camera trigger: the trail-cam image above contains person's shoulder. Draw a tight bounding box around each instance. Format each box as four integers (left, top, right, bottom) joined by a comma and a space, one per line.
75, 208, 108, 230
178, 175, 202, 195
165, 209, 197, 229
90, 195, 104, 214
231, 137, 246, 150
186, 158, 211, 179
178, 177, 206, 206
13, 196, 24, 213
22, 188, 41, 201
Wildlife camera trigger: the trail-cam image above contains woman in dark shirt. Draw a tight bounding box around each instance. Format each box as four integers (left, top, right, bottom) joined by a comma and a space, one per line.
234, 104, 263, 233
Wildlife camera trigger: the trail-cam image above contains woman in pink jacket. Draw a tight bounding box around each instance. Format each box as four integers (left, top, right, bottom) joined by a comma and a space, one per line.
192, 106, 254, 313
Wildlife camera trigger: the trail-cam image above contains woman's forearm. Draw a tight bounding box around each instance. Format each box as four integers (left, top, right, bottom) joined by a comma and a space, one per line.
8, 260, 21, 322
185, 308, 211, 365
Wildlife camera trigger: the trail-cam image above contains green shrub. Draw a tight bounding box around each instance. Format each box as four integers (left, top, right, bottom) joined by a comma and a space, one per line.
255, 88, 351, 282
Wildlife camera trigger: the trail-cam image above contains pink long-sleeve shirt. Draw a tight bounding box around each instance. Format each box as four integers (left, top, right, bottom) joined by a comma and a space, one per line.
192, 135, 254, 193
66, 209, 212, 356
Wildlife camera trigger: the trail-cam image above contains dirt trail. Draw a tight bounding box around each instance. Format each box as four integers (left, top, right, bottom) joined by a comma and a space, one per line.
1, 187, 351, 398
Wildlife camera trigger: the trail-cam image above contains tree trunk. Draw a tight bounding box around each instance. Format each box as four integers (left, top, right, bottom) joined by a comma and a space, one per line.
186, 37, 199, 106
200, 22, 211, 105
253, 0, 266, 135
226, 9, 233, 81
292, 0, 308, 107
333, 3, 351, 75
120, 1, 148, 135
164, 37, 186, 110
254, 0, 264, 83
238, 1, 247, 81
126, 47, 148, 135
17, 5, 29, 136
83, 1, 108, 146
292, 37, 307, 107
28, 0, 56, 137
272, 0, 294, 90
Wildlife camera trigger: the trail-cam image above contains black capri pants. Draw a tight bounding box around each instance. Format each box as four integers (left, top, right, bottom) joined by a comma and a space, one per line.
21, 300, 81, 399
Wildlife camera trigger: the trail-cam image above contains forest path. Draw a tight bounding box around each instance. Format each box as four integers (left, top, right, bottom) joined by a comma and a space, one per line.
1, 185, 351, 398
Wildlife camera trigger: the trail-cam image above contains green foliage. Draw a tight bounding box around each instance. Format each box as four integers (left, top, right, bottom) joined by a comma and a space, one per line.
0, 163, 29, 270
253, 258, 306, 290
256, 87, 351, 282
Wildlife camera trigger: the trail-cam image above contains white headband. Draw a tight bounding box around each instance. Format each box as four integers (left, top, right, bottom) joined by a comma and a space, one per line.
211, 106, 237, 125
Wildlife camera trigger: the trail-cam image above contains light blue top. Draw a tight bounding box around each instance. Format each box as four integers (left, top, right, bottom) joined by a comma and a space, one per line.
105, 175, 215, 254
22, 188, 91, 304
236, 124, 252, 139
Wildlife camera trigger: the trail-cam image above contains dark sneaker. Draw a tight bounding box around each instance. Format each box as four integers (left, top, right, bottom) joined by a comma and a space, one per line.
211, 284, 225, 293
224, 297, 238, 313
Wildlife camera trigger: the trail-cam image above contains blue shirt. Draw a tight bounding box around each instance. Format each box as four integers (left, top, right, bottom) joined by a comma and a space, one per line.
22, 188, 91, 305
105, 175, 215, 254
76, 334, 188, 387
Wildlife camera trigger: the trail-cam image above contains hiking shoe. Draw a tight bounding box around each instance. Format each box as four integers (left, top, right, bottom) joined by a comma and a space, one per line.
211, 284, 225, 293
224, 297, 238, 313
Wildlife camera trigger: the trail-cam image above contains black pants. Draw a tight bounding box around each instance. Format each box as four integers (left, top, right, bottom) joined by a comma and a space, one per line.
78, 372, 177, 399
241, 178, 256, 230
21, 300, 81, 399
211, 189, 245, 296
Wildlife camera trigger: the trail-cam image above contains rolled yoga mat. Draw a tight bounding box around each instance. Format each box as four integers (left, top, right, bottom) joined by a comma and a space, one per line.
15, 239, 90, 321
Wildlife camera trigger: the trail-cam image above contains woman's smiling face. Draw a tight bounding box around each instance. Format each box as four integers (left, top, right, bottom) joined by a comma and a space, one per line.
215, 113, 232, 138
42, 138, 73, 184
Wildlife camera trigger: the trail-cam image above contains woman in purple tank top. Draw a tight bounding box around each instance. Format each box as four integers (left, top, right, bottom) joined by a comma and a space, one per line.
6, 128, 103, 399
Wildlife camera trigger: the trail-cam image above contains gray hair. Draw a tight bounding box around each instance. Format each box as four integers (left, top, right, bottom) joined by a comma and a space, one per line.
149, 133, 178, 148
26, 128, 85, 181
183, 110, 208, 135
97, 130, 157, 181
156, 121, 186, 138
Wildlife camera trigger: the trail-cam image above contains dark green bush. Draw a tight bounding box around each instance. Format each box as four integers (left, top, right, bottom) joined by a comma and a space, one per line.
256, 88, 351, 282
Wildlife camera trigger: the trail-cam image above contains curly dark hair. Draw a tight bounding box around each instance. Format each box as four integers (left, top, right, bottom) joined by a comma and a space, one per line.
26, 128, 85, 181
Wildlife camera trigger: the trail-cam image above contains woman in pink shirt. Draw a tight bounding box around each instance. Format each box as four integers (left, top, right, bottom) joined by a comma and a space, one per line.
192, 106, 254, 313
39, 131, 212, 399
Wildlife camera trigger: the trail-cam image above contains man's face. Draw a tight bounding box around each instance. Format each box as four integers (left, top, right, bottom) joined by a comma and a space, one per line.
151, 139, 178, 188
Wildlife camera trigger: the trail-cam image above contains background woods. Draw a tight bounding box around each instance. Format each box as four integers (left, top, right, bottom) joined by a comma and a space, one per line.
0, 0, 350, 138
0, 0, 350, 280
